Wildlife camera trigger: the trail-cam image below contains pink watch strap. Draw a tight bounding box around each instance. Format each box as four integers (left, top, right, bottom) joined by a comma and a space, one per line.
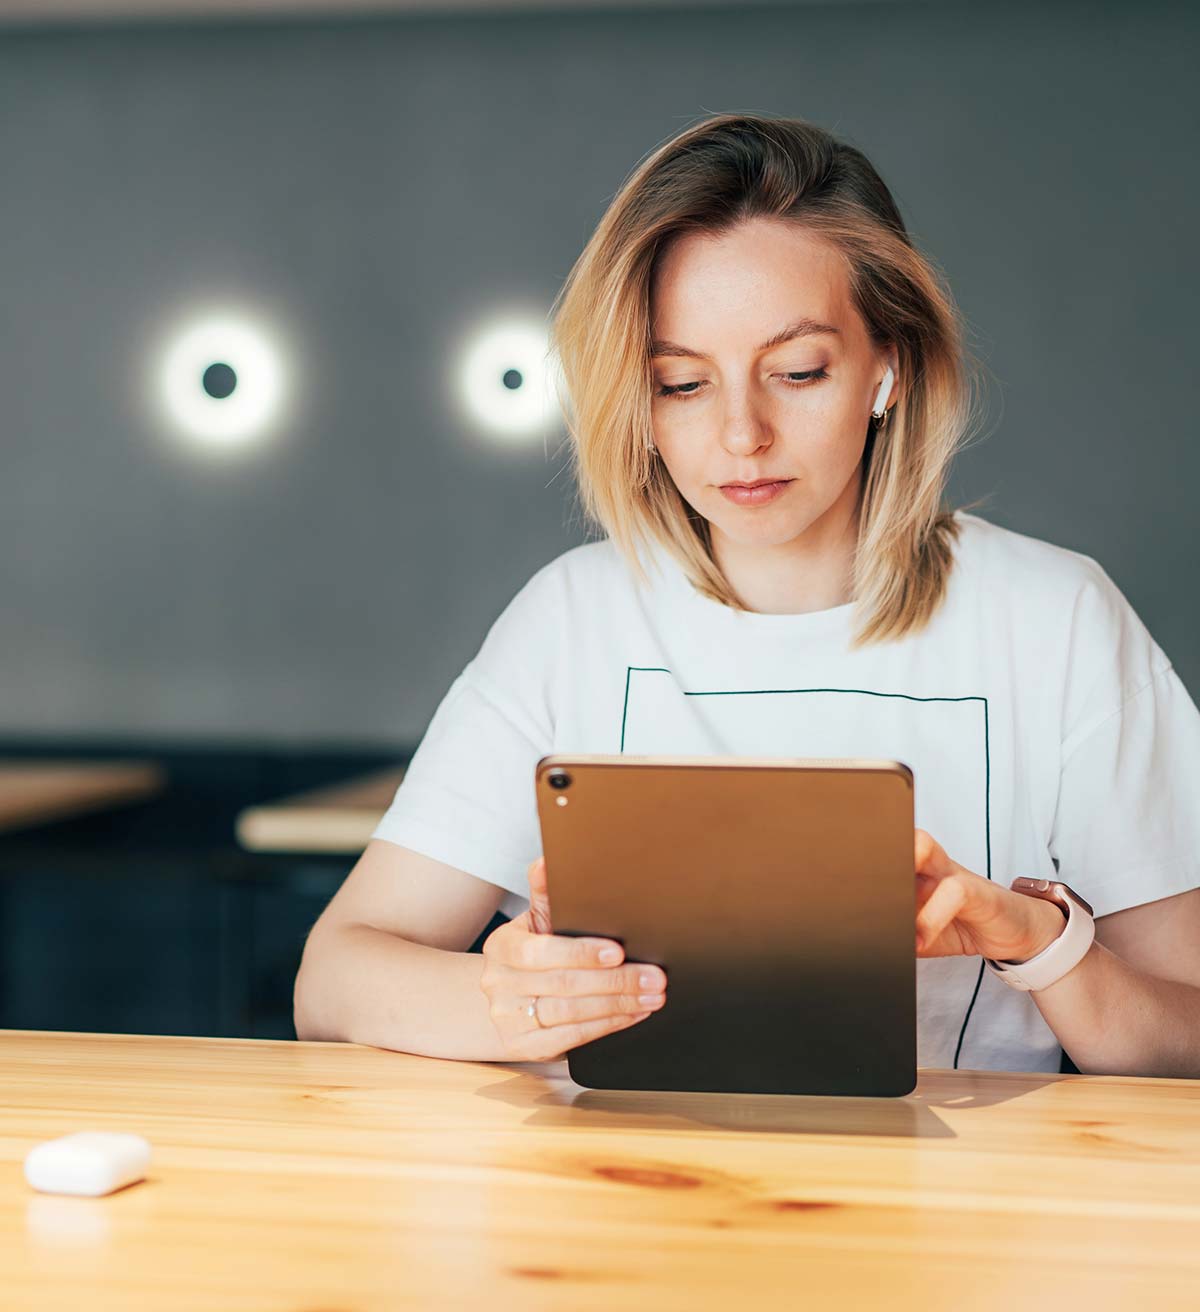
984, 883, 1095, 992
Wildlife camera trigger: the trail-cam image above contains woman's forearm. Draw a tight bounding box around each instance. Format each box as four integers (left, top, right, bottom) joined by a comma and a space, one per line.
294, 922, 509, 1062
1031, 938, 1200, 1078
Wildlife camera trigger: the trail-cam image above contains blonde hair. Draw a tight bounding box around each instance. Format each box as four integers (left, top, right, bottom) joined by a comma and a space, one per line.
548, 112, 989, 647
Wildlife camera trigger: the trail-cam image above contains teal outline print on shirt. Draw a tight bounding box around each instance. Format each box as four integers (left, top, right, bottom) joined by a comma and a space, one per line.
619, 665, 993, 1070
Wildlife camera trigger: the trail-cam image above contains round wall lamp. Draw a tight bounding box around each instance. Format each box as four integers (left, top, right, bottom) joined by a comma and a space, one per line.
156, 312, 288, 449
457, 316, 564, 444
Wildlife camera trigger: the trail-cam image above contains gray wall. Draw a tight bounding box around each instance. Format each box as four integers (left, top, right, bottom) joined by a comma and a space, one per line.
1, 0, 1196, 748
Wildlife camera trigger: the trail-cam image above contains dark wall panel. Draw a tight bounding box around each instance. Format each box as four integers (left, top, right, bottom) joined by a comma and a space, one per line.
1, 0, 1196, 749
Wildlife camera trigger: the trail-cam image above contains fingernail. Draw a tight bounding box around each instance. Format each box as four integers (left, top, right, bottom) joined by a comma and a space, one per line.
598, 946, 622, 963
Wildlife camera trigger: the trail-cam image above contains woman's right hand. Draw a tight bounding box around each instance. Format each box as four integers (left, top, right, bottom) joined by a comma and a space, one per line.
479, 855, 667, 1062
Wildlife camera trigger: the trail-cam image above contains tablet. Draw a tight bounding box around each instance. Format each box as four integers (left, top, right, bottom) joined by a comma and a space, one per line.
534, 754, 916, 1098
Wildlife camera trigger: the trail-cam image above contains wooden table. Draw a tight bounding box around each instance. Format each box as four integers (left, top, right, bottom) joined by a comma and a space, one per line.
0, 760, 165, 834
2, 1030, 1199, 1310
234, 766, 405, 853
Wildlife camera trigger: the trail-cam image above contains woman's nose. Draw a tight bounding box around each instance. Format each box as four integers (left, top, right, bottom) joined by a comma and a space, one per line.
712, 381, 774, 455
719, 412, 774, 456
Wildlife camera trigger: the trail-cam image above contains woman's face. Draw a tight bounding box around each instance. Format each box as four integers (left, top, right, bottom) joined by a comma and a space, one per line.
649, 217, 896, 555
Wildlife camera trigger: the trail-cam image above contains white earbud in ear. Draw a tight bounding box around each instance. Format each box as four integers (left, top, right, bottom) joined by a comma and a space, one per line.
872, 365, 895, 419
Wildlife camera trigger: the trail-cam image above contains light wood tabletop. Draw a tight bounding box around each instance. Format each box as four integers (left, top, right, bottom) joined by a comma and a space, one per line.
2, 1030, 1199, 1311
234, 766, 405, 853
0, 759, 166, 835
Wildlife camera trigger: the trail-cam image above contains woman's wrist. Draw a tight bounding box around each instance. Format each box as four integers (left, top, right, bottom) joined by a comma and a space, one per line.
998, 898, 1069, 966
295, 922, 508, 1061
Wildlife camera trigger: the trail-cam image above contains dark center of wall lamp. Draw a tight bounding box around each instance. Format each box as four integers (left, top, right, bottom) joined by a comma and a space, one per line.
202, 363, 238, 400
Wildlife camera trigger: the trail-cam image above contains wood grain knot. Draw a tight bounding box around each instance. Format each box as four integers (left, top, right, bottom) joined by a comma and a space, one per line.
771, 1200, 839, 1212
593, 1165, 703, 1190
510, 1268, 565, 1280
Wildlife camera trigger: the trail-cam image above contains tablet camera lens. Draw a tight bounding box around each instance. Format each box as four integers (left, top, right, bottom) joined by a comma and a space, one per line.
548, 770, 571, 790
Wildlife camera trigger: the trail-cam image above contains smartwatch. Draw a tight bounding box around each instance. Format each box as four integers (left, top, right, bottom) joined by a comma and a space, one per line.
984, 878, 1096, 992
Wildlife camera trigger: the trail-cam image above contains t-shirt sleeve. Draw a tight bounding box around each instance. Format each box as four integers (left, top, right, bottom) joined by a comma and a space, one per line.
369, 561, 563, 909
1047, 560, 1200, 919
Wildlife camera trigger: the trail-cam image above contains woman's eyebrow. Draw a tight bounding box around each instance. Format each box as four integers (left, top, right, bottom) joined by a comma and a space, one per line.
650, 317, 841, 359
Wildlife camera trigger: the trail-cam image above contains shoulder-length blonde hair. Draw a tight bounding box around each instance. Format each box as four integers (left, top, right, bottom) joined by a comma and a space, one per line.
548, 112, 988, 647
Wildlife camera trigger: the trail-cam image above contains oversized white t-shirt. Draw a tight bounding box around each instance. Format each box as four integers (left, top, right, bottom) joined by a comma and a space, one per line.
372, 510, 1200, 1074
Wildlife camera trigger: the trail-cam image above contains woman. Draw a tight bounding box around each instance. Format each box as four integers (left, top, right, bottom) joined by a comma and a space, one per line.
295, 114, 1200, 1078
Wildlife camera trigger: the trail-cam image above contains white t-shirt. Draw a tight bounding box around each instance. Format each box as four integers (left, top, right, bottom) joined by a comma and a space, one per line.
372, 510, 1200, 1074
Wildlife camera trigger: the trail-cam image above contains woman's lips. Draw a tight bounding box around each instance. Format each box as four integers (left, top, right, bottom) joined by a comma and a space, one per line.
718, 480, 793, 506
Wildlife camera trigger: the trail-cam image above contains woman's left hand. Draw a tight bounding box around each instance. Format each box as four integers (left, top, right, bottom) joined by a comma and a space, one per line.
913, 829, 1065, 963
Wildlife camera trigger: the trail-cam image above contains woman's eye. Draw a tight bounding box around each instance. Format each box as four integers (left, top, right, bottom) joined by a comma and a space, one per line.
655, 367, 829, 401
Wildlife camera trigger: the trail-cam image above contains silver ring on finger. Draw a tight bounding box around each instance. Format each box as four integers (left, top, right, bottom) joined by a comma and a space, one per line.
525, 996, 545, 1028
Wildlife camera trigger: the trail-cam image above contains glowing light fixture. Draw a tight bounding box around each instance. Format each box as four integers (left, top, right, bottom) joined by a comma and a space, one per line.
457, 316, 563, 443
157, 312, 287, 449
